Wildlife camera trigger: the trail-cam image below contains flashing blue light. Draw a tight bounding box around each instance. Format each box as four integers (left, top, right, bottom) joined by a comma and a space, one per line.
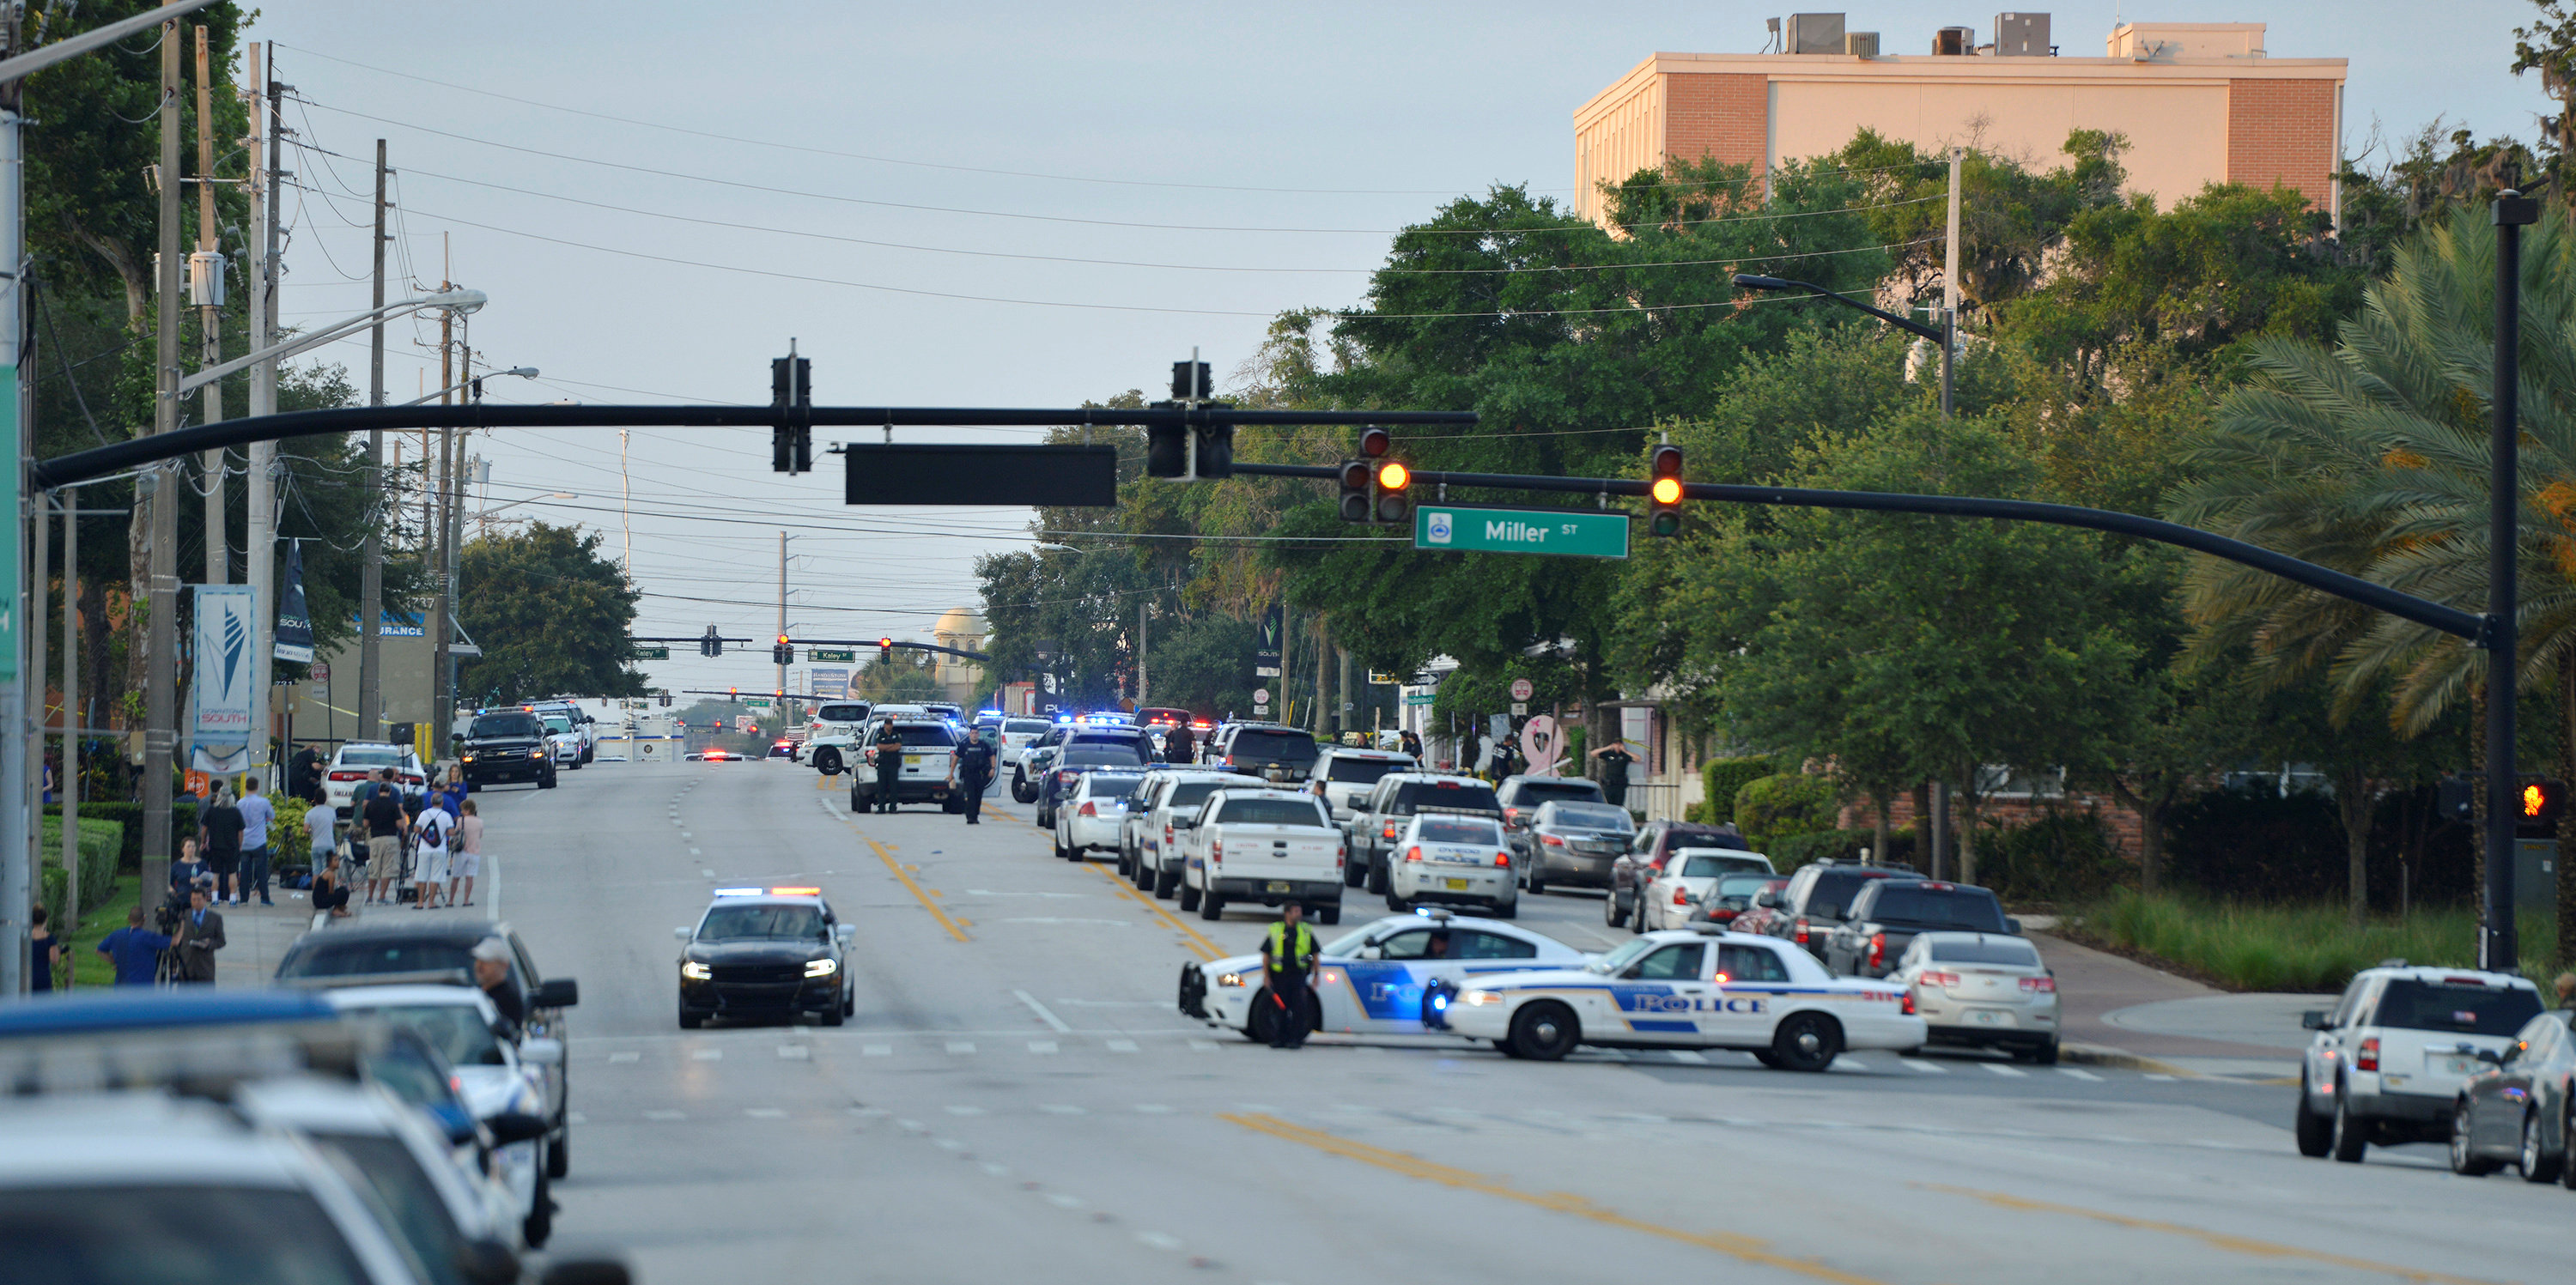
1429, 993, 1449, 1010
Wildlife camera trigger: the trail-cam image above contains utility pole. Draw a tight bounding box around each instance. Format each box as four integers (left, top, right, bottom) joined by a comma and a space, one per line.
58, 487, 77, 939
246, 42, 280, 785
192, 25, 222, 587
775, 532, 787, 699
0, 0, 23, 997
141, 15, 186, 905
2486, 186, 2540, 971
358, 140, 386, 741
1925, 144, 1965, 882
1136, 600, 1147, 706
428, 249, 453, 761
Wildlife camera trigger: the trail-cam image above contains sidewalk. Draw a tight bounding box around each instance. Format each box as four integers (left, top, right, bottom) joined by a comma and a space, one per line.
2028, 930, 2310, 1079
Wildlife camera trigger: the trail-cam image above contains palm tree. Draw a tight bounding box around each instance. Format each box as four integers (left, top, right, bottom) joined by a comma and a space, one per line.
2166, 205, 2576, 949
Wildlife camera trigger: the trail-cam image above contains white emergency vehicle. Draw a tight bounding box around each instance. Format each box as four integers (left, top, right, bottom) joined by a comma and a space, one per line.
1181, 909, 1586, 1044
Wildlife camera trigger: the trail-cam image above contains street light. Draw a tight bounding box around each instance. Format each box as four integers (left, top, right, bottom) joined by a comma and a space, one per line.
179, 288, 488, 395
403, 365, 537, 408
478, 491, 577, 536
1731, 273, 1953, 417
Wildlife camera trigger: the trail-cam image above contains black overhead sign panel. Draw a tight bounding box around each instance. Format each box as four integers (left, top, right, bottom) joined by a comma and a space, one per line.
842, 443, 1120, 507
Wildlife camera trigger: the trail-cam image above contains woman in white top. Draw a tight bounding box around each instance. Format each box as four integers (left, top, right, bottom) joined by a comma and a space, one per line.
452, 800, 485, 908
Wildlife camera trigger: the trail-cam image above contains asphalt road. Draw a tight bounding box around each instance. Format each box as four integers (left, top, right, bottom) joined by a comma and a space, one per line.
448, 757, 2563, 1284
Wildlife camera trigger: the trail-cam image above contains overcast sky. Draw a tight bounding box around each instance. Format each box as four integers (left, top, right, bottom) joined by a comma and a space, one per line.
244, 1, 2556, 697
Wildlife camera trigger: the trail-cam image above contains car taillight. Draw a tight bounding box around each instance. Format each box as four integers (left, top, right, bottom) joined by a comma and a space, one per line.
1210, 841, 1223, 862
1868, 932, 1886, 971
1919, 970, 1960, 989
328, 771, 360, 781
1078, 802, 1096, 816
1901, 990, 1915, 1015
1674, 886, 1690, 906
2019, 976, 2056, 994
1542, 834, 1565, 847
1403, 846, 1423, 863
2357, 1037, 2379, 1072
1794, 918, 1810, 946
1164, 824, 1175, 845
1710, 908, 1739, 922
1382, 822, 1399, 839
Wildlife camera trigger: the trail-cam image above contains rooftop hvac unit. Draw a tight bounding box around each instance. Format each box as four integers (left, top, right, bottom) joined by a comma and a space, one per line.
1844, 32, 1880, 58
1994, 11, 2050, 56
1786, 12, 1845, 55
1933, 26, 1974, 55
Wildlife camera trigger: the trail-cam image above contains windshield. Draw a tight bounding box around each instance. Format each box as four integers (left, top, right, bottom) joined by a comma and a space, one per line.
1228, 730, 1317, 763
1865, 886, 2008, 931
2376, 979, 2544, 1034
1006, 719, 1051, 735
700, 904, 825, 941
314, 1132, 469, 1285
1084, 774, 1144, 798
1513, 780, 1603, 807
278, 938, 473, 979
1680, 854, 1756, 878
816, 703, 870, 724
1397, 780, 1502, 812
0, 1185, 375, 1285
890, 724, 955, 747
468, 714, 541, 739
360, 1003, 507, 1068
1419, 818, 1504, 845
1215, 797, 1330, 827
1063, 743, 1148, 767
542, 718, 573, 734
337, 747, 404, 767
1327, 756, 1409, 785
1927, 937, 2044, 967
1163, 781, 1224, 813
1590, 937, 1659, 975
1546, 803, 1633, 831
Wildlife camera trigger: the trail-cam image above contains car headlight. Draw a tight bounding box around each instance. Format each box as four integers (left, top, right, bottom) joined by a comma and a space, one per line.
805, 958, 838, 978
530, 749, 546, 759
680, 961, 711, 980
1215, 972, 1249, 988
1461, 990, 1504, 1006
461, 754, 477, 763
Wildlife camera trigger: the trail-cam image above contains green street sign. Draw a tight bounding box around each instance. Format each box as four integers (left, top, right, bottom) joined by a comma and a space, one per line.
631, 644, 670, 660
1405, 693, 1437, 706
742, 697, 773, 709
1415, 504, 1628, 559
809, 647, 856, 663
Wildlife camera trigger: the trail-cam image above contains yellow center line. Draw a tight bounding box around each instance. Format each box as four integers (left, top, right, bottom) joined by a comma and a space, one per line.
1090, 864, 1224, 961
833, 811, 970, 941
1221, 1113, 1884, 1284
1912, 1184, 2507, 1285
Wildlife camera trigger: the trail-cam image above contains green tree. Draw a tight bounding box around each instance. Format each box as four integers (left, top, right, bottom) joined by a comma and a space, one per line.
455, 523, 647, 703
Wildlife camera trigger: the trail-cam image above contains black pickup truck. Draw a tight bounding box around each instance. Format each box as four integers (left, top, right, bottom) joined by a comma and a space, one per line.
1822, 879, 2018, 978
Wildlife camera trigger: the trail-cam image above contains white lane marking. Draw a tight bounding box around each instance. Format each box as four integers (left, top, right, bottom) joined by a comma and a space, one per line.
1044, 1193, 1084, 1209
643, 1110, 686, 1121
1981, 1063, 2028, 1077
745, 1108, 788, 1119
945, 1106, 987, 1116
1029, 1040, 1060, 1054
608, 1052, 641, 1064
1105, 1039, 1140, 1053
567, 1112, 587, 1125
681, 831, 693, 839
1827, 1056, 1872, 1073
2144, 1073, 2178, 1082
1039, 1104, 1085, 1115
945, 1041, 977, 1055
1134, 1104, 1173, 1113
690, 848, 702, 857
862, 1045, 892, 1057
1015, 990, 1074, 1033
2056, 1066, 2104, 1082
778, 1045, 810, 1060
896, 1119, 927, 1132
1670, 1050, 1710, 1064
1188, 1040, 1219, 1052
981, 1162, 1011, 1176
1136, 1232, 1184, 1252
691, 1048, 722, 1061
933, 1138, 965, 1151
1899, 1058, 1947, 1074
701, 870, 714, 878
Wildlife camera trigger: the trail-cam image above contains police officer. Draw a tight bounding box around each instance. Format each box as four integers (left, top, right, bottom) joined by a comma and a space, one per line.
1165, 721, 1195, 766
870, 720, 908, 814
955, 726, 998, 825
1259, 902, 1319, 1049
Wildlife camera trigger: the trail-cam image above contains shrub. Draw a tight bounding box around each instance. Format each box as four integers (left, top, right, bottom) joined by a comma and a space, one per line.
1734, 772, 1836, 849
49, 801, 201, 869
1769, 825, 1919, 870
1700, 755, 1778, 825
35, 818, 123, 925
1972, 809, 2125, 905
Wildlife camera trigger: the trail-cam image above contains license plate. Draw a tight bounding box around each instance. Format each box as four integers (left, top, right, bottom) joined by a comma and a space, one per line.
1265, 881, 1291, 894
1443, 878, 1469, 890
1971, 1010, 2001, 1025
904, 755, 922, 765
2441, 1056, 2481, 1076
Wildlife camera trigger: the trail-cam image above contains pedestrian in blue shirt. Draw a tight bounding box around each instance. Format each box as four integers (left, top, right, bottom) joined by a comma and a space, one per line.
237, 777, 277, 907
95, 907, 173, 986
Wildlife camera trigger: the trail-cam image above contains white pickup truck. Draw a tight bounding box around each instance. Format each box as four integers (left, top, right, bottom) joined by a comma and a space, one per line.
1176, 787, 1346, 925
802, 700, 875, 776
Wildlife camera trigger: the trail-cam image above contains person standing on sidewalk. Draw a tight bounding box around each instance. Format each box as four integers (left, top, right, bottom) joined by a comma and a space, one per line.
96, 908, 173, 985
237, 778, 277, 907
200, 787, 246, 906
361, 769, 408, 905
411, 793, 457, 910
29, 906, 63, 991
452, 800, 485, 908
305, 791, 341, 877
173, 881, 226, 984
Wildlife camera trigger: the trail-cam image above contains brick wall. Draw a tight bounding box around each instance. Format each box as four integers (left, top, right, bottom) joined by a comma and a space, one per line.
2226, 77, 2336, 211
1662, 72, 1769, 174
1837, 790, 2148, 863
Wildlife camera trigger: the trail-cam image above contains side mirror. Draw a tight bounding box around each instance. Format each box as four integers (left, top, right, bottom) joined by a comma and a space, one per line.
519, 1037, 566, 1067
457, 1239, 522, 1285
532, 978, 580, 1009
539, 1257, 634, 1285
2300, 1010, 2330, 1031
1353, 946, 1381, 961
835, 924, 855, 945
2005, 917, 2022, 935
673, 926, 692, 942
485, 1112, 550, 1146
1755, 891, 1781, 909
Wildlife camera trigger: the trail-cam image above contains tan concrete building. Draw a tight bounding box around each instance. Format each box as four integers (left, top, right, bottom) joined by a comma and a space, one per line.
1575, 19, 2345, 223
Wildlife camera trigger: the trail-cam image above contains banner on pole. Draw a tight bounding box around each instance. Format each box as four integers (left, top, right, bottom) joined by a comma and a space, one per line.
192, 585, 256, 748
275, 542, 314, 663
1254, 602, 1281, 678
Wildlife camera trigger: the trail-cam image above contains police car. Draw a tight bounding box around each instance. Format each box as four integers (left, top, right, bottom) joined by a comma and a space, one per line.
1178, 909, 1588, 1045
674, 887, 856, 1027
1431, 925, 1924, 1070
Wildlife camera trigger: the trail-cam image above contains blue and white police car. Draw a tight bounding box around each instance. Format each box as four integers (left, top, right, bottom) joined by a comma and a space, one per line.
1179, 909, 1588, 1044
1432, 924, 1925, 1070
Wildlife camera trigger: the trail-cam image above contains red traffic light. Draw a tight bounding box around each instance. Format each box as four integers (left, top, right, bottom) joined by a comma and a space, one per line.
1359, 427, 1393, 458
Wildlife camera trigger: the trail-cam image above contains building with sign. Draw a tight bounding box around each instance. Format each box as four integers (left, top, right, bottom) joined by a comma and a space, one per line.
933, 607, 987, 708
300, 613, 435, 751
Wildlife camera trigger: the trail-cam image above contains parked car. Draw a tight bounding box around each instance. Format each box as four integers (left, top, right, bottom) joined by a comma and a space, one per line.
995, 717, 1054, 769
1893, 930, 2060, 1063
1757, 859, 1917, 960
1635, 847, 1773, 932
1345, 773, 1504, 894
1122, 770, 1240, 898
1176, 786, 1346, 924
1054, 769, 1149, 862
2297, 963, 2543, 1162
1494, 774, 1608, 862
1687, 873, 1787, 927
324, 742, 430, 809
1821, 879, 2015, 979
524, 699, 597, 766
1608, 819, 1748, 929
1208, 722, 1321, 783
1034, 728, 1156, 827
2446, 1009, 2576, 1183
1384, 812, 1517, 917
802, 699, 874, 776
850, 716, 961, 813
1012, 724, 1068, 802
1518, 799, 1637, 894
1308, 746, 1417, 821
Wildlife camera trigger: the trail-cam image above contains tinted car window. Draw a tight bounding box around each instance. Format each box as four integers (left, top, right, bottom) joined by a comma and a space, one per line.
1162, 781, 1225, 812
1063, 744, 1149, 767
368, 1003, 508, 1068
816, 703, 870, 723
1804, 870, 1896, 920
1927, 938, 2044, 967
1326, 756, 1407, 785
468, 713, 541, 738
1716, 943, 1792, 983
337, 747, 404, 767
1510, 780, 1605, 807
1455, 930, 1539, 961
315, 1131, 469, 1285
1215, 798, 1331, 827
700, 905, 824, 940
1633, 943, 1705, 980
1678, 854, 1752, 879
1862, 886, 2007, 931
1394, 780, 1503, 813
1419, 818, 1504, 845
1545, 803, 1633, 831
2372, 979, 2544, 1035
1084, 774, 1144, 797
1005, 719, 1051, 735
279, 937, 474, 979
0, 1185, 374, 1285
1376, 929, 1438, 960
1228, 730, 1318, 763
894, 724, 955, 747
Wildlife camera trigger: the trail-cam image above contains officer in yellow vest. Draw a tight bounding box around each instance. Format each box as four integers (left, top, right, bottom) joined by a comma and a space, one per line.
1260, 902, 1319, 1049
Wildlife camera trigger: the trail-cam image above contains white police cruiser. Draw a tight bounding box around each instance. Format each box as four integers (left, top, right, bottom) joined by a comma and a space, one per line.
1433, 924, 1924, 1070
1179, 909, 1587, 1045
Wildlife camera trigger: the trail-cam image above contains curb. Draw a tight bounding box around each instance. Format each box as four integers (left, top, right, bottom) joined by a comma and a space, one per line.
2058, 1040, 2195, 1077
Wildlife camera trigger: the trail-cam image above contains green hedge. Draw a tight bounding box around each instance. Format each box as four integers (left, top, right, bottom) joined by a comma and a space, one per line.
36, 818, 123, 925
1735, 772, 1836, 849
49, 801, 201, 869
1769, 825, 1920, 870
1699, 755, 1777, 825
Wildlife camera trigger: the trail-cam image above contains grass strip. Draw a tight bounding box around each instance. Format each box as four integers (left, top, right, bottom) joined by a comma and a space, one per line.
2068, 889, 2558, 992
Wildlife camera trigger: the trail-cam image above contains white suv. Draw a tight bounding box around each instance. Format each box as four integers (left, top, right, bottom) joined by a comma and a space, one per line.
2296, 962, 2545, 1162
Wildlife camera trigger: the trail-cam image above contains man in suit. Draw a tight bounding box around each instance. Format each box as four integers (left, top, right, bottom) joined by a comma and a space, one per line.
173, 879, 226, 985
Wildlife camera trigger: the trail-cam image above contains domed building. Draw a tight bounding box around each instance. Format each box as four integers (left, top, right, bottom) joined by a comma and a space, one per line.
932, 608, 987, 708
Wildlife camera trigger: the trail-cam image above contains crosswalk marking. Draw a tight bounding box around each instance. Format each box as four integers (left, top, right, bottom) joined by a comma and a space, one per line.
1105, 1040, 1139, 1053
1899, 1058, 1947, 1074
862, 1045, 892, 1057
1982, 1063, 2028, 1077
945, 1041, 977, 1055
1028, 1040, 1059, 1054
2056, 1066, 2103, 1082
745, 1108, 788, 1119
778, 1045, 809, 1060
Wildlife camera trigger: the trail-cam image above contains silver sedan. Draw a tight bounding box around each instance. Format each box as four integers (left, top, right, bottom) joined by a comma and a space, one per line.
1892, 930, 2061, 1064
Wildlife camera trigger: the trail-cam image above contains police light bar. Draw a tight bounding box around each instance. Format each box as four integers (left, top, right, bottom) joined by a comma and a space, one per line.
713, 887, 764, 897
769, 887, 823, 897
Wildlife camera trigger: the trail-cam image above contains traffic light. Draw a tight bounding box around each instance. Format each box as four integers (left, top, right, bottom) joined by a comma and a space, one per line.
879, 637, 894, 664
1648, 444, 1684, 538
2519, 776, 2568, 837
658, 693, 672, 707
700, 626, 722, 658
1373, 458, 1411, 524
728, 687, 738, 701
1340, 428, 1396, 524
1194, 402, 1235, 480
1145, 403, 1188, 479
1170, 361, 1210, 401
772, 634, 794, 666
770, 352, 812, 474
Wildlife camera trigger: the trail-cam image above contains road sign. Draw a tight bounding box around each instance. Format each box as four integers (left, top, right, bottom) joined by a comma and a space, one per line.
1510, 701, 1528, 716
736, 714, 757, 734
742, 696, 772, 709
632, 644, 670, 660
1367, 670, 1400, 685
1253, 688, 1270, 705
1510, 678, 1534, 701
1417, 505, 1628, 559
313, 664, 330, 681
1406, 693, 1436, 706
809, 647, 856, 663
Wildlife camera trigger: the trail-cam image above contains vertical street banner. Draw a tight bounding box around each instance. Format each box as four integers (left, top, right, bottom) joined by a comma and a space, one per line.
191, 585, 257, 749
1254, 601, 1282, 678
275, 541, 315, 664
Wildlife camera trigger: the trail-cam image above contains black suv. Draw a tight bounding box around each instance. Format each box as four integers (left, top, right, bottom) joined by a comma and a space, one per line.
1210, 723, 1320, 783
459, 708, 558, 791
1757, 859, 1916, 960
1823, 879, 2016, 978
